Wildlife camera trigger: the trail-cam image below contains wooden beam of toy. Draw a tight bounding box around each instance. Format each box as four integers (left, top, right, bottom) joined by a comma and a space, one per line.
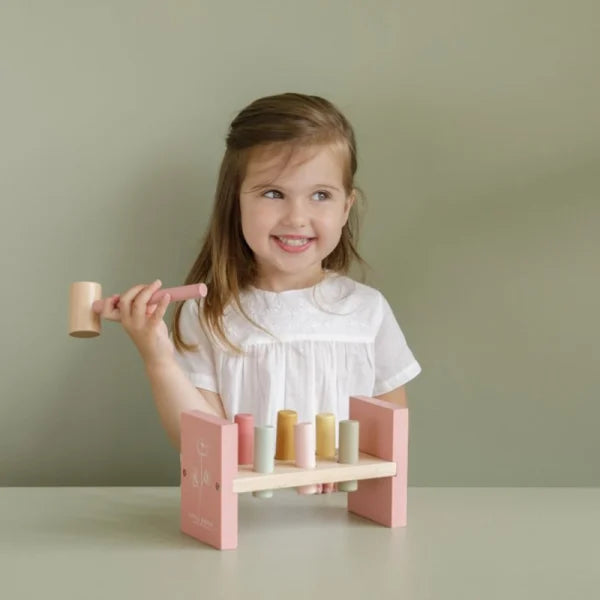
68, 281, 207, 338
232, 454, 396, 494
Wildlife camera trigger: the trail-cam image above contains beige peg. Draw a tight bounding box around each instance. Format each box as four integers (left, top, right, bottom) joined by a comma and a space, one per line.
316, 413, 336, 459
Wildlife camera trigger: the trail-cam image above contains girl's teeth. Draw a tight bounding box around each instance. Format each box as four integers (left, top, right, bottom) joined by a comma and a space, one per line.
277, 237, 310, 246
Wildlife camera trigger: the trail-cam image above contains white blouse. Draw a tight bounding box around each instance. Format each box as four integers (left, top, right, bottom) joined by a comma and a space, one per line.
173, 272, 421, 427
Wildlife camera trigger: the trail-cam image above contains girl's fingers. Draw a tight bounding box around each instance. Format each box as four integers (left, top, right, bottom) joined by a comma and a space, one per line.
101, 295, 121, 321
118, 284, 148, 322
106, 281, 168, 332
150, 293, 170, 324
132, 279, 162, 319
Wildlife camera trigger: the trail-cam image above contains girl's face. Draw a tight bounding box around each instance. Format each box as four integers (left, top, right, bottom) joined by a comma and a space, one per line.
239, 143, 355, 291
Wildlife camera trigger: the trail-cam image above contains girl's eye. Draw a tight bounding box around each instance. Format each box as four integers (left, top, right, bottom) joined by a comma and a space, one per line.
262, 189, 331, 201
312, 190, 331, 201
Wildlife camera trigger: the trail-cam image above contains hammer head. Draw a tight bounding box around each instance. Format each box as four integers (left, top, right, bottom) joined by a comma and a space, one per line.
68, 282, 102, 337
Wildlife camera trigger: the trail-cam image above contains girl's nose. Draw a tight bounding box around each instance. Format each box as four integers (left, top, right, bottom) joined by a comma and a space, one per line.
282, 198, 308, 228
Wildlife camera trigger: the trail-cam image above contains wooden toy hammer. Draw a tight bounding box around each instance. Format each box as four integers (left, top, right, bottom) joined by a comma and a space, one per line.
68, 281, 207, 338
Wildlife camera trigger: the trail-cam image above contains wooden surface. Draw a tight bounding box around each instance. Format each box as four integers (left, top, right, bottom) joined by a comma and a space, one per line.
1, 487, 599, 599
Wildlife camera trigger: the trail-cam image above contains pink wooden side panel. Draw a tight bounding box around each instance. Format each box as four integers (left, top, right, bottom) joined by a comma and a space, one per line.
347, 395, 409, 527
180, 410, 238, 549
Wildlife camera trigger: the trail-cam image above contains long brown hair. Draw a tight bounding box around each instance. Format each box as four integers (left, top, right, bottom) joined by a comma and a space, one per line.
172, 93, 367, 354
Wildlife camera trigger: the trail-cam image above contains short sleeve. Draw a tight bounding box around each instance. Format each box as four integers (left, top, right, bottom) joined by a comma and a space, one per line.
372, 294, 422, 395
171, 299, 219, 393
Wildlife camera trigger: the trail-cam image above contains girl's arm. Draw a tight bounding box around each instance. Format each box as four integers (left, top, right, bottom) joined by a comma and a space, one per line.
375, 385, 407, 408
145, 359, 226, 450
98, 279, 225, 450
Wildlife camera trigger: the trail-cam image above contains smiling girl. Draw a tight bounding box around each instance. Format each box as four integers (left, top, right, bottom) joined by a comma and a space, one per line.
102, 93, 422, 466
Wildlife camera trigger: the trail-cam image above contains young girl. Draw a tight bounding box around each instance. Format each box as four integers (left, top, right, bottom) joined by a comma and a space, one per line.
104, 92, 422, 457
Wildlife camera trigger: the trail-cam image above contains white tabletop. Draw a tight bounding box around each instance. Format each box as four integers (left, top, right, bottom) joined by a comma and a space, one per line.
1, 487, 598, 599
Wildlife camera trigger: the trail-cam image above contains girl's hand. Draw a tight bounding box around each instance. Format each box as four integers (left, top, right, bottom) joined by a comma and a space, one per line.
101, 279, 173, 368
315, 483, 337, 494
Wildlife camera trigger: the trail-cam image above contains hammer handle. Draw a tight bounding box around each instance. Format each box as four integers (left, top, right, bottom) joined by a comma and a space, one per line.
92, 283, 207, 314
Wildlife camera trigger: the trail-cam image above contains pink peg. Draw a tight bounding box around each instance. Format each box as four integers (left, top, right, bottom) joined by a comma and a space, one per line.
234, 413, 255, 466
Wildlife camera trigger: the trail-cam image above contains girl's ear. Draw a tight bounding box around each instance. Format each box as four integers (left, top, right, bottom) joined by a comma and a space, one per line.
343, 190, 356, 222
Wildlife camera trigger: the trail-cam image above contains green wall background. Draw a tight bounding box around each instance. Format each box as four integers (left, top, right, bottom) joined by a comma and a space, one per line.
1, 1, 598, 486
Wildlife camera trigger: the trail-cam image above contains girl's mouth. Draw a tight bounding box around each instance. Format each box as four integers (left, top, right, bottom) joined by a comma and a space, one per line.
272, 235, 315, 253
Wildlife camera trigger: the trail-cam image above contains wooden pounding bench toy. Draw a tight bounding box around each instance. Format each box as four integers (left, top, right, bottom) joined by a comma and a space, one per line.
180, 395, 409, 550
